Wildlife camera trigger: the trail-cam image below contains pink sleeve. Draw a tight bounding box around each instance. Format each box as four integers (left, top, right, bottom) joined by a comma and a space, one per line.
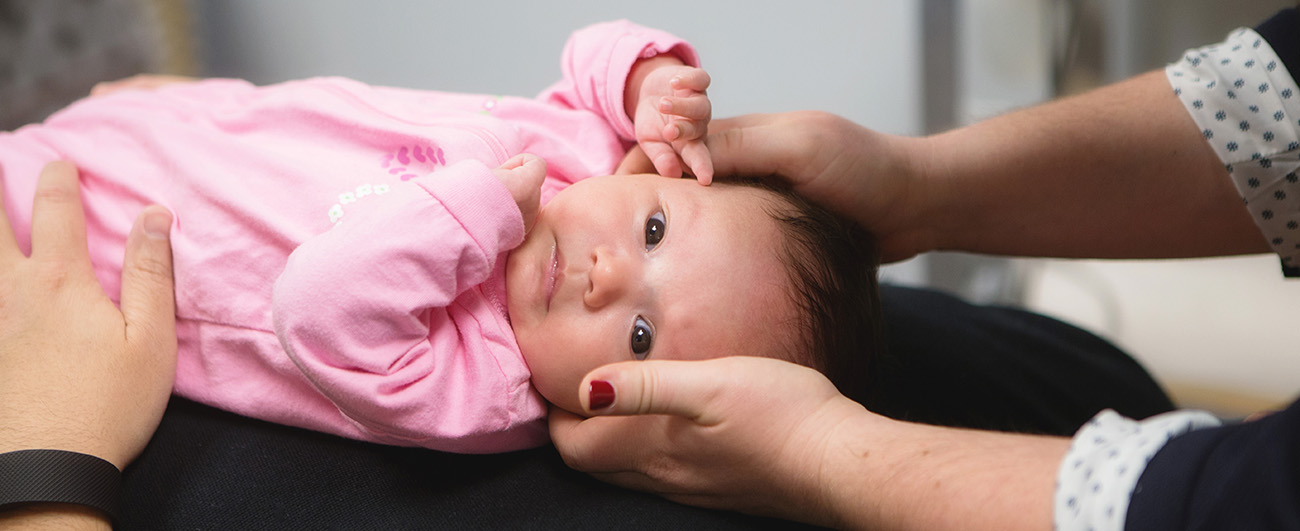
271, 160, 528, 446
538, 19, 700, 141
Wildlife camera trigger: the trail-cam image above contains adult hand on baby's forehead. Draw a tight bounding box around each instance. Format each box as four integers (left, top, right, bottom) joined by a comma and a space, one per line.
548, 356, 870, 526
614, 145, 656, 176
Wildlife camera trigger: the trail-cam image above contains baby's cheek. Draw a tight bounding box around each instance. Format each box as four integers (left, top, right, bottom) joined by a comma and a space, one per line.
517, 341, 580, 415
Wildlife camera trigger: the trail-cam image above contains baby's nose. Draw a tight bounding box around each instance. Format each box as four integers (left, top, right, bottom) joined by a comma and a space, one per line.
583, 246, 634, 308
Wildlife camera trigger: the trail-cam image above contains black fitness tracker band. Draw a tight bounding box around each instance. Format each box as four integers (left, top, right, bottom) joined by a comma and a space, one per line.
0, 449, 121, 521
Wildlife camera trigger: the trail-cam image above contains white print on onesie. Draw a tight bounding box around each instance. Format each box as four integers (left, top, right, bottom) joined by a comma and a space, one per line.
327, 143, 448, 225
327, 183, 391, 225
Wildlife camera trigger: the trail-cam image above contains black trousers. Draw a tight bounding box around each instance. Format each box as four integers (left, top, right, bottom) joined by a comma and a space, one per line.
121, 285, 1174, 530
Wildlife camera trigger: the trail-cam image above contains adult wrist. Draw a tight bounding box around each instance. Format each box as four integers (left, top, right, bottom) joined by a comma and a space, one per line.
888, 133, 947, 258
810, 404, 902, 530
0, 449, 121, 522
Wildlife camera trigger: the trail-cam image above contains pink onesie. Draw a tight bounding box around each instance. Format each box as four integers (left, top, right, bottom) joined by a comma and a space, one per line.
0, 20, 698, 453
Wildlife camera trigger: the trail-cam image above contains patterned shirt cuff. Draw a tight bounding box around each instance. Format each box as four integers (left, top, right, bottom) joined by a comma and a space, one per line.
1166, 28, 1300, 275
1053, 409, 1221, 531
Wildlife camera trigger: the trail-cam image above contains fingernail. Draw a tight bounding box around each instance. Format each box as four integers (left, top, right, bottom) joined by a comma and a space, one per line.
659, 97, 672, 113
588, 380, 615, 410
144, 209, 173, 240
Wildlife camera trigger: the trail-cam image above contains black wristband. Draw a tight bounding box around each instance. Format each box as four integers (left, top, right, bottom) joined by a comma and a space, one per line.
0, 449, 121, 522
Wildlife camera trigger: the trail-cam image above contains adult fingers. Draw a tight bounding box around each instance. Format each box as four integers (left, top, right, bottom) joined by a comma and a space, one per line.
615, 146, 656, 175
704, 112, 845, 182
120, 205, 177, 353
578, 359, 734, 422
548, 407, 668, 476
0, 166, 21, 263
29, 161, 91, 265
552, 359, 721, 475
704, 116, 799, 179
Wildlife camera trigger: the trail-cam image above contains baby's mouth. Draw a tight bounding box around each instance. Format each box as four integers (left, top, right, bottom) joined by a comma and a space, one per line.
544, 244, 561, 311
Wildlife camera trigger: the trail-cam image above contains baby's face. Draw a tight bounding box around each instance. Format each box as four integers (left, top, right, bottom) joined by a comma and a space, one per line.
505, 174, 799, 414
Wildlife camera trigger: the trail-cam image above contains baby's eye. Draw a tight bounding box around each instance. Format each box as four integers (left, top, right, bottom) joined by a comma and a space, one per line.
630, 316, 654, 360
644, 212, 666, 251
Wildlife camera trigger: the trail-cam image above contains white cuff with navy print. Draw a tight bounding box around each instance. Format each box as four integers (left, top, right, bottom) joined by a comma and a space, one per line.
1167, 28, 1300, 273
1053, 409, 1221, 531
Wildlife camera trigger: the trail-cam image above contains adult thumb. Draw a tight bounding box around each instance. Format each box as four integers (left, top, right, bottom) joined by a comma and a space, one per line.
579, 357, 807, 424
120, 205, 177, 350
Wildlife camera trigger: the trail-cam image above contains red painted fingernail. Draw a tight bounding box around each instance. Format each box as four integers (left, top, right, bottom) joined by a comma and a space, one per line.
589, 380, 615, 410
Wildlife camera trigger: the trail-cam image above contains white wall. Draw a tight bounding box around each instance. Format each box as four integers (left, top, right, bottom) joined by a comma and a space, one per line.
194, 0, 924, 135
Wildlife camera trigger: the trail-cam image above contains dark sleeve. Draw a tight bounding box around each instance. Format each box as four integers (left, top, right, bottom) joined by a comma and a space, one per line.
1125, 396, 1300, 530
1250, 8, 1300, 279
1256, 8, 1300, 81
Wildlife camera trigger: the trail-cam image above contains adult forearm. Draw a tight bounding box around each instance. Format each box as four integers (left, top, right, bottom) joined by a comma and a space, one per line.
0, 505, 111, 530
918, 70, 1267, 259
826, 415, 1070, 531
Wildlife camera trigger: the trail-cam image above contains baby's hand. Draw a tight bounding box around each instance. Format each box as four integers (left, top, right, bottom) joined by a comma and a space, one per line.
492, 154, 546, 233
90, 74, 198, 97
633, 64, 713, 184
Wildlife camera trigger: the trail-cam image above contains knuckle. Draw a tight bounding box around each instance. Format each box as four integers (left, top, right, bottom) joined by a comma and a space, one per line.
634, 365, 667, 416
29, 259, 77, 292
718, 127, 745, 154
33, 181, 79, 206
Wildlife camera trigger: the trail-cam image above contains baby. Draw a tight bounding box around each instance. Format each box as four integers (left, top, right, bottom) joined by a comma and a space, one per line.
1, 20, 879, 453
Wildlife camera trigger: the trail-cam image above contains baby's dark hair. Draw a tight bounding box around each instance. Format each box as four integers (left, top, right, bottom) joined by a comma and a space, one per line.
716, 176, 883, 405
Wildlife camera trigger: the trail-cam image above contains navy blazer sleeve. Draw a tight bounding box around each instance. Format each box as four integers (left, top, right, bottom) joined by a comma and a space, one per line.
1125, 10, 1300, 529
1125, 396, 1300, 529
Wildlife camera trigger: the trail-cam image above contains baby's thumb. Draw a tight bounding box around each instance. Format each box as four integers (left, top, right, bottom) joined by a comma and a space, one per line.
499, 153, 546, 176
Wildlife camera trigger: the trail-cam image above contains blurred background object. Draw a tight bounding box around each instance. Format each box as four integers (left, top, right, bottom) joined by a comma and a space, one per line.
0, 0, 195, 130
3, 0, 1296, 416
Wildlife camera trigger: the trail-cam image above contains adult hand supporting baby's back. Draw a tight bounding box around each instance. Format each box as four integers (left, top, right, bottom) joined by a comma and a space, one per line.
0, 162, 177, 471
547, 356, 872, 528
0, 162, 178, 528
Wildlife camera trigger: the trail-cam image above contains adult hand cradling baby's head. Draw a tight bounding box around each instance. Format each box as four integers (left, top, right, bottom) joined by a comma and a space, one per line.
547, 356, 870, 526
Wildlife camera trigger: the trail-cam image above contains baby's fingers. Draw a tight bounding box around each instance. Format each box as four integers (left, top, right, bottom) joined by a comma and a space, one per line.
659, 94, 712, 122
670, 68, 711, 94
679, 143, 713, 185
641, 142, 683, 179
663, 120, 705, 143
